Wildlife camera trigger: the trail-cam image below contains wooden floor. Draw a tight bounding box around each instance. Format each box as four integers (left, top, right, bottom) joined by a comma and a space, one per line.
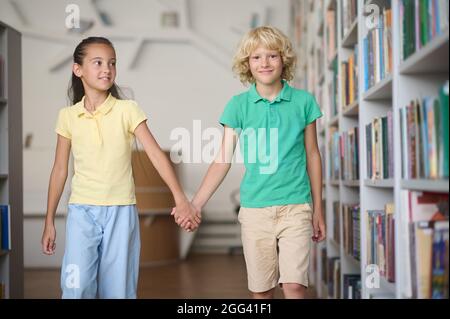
25, 254, 316, 299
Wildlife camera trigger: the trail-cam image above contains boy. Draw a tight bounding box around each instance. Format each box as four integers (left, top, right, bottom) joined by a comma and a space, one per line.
174, 26, 325, 299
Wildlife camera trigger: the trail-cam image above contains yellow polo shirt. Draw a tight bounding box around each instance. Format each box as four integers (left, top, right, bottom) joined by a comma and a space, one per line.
55, 93, 147, 205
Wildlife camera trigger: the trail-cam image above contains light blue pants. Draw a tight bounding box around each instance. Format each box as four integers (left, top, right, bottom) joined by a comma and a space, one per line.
61, 204, 140, 299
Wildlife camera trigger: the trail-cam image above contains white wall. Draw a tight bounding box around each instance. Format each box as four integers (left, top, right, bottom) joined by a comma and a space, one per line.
0, 0, 291, 267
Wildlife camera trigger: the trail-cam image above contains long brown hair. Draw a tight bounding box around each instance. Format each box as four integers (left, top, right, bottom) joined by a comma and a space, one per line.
68, 37, 122, 105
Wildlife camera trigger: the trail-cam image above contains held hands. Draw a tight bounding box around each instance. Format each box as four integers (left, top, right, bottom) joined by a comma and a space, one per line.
312, 208, 326, 242
41, 223, 56, 255
171, 200, 202, 232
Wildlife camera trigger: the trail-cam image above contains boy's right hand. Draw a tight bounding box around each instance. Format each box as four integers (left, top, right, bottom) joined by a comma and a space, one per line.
42, 223, 56, 255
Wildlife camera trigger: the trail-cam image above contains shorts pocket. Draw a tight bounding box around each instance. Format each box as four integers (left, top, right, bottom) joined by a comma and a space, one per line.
237, 207, 245, 223
289, 203, 313, 221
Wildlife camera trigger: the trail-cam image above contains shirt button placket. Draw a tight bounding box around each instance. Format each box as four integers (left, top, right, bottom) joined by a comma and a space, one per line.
93, 114, 102, 145
269, 103, 276, 126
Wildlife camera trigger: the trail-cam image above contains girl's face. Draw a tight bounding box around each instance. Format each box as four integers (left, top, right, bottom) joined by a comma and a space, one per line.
248, 46, 283, 86
73, 43, 117, 93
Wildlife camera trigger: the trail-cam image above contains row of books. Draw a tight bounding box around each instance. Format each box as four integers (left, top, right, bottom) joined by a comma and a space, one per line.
0, 205, 11, 251
342, 203, 360, 261
362, 6, 393, 92
328, 58, 339, 118
340, 126, 359, 181
315, 40, 325, 87
305, 37, 325, 109
341, 0, 358, 39
306, 1, 326, 93
320, 144, 326, 182
366, 203, 396, 283
332, 201, 340, 244
329, 127, 340, 180
402, 190, 449, 299
400, 81, 449, 179
329, 125, 359, 182
365, 111, 394, 180
341, 45, 359, 109
314, 0, 325, 24
400, 0, 449, 61
320, 250, 361, 299
326, 8, 338, 63
316, 86, 326, 134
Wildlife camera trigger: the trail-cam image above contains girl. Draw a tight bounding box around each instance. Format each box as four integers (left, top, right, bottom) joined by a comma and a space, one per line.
174, 26, 326, 299
41, 37, 200, 299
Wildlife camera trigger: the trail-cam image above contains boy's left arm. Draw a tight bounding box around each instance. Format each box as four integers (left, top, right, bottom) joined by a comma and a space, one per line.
304, 121, 326, 242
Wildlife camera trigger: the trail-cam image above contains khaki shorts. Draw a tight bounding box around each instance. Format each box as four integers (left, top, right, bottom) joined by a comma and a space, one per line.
238, 203, 313, 293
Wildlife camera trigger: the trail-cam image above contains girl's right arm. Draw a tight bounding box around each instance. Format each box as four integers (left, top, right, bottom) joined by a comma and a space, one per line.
42, 134, 71, 255
176, 126, 239, 230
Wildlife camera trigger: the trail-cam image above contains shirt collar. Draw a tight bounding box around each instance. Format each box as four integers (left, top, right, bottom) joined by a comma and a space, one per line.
75, 93, 116, 117
249, 80, 292, 103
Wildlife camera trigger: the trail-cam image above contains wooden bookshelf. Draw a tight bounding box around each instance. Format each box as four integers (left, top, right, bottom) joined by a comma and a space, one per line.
292, 0, 449, 299
0, 21, 23, 299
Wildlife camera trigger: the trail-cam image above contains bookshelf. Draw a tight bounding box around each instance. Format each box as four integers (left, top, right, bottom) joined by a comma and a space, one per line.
292, 0, 449, 299
0, 21, 23, 299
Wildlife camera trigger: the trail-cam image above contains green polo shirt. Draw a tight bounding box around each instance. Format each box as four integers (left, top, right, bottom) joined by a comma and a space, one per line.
220, 80, 323, 208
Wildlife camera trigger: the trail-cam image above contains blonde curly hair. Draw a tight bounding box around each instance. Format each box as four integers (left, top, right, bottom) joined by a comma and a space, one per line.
232, 26, 297, 86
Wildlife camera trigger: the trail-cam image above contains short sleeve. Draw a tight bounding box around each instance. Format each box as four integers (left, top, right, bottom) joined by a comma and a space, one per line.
128, 101, 148, 133
305, 93, 323, 125
219, 96, 242, 129
55, 108, 71, 139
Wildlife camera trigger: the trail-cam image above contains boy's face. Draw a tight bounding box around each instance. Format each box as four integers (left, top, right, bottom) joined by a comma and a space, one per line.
249, 46, 283, 86
73, 43, 117, 93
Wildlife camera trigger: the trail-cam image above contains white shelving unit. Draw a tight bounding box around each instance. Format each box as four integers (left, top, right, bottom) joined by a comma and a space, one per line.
291, 0, 449, 299
0, 21, 23, 299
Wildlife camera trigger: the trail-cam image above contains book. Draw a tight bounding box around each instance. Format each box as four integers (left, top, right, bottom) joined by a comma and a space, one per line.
0, 205, 11, 251
400, 82, 449, 179
439, 82, 449, 178
403, 191, 449, 298
431, 221, 449, 299
343, 274, 361, 299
